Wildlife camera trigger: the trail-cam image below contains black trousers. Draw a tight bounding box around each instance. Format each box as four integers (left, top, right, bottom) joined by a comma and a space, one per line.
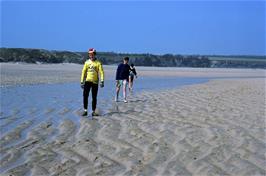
83, 81, 98, 111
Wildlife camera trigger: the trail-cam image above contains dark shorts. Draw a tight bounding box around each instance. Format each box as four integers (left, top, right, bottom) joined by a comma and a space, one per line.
129, 75, 134, 81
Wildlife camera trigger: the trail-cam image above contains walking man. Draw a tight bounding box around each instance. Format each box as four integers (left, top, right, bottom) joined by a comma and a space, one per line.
115, 57, 130, 103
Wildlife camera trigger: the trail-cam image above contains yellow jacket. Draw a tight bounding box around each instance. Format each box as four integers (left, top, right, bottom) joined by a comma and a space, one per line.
80, 59, 104, 84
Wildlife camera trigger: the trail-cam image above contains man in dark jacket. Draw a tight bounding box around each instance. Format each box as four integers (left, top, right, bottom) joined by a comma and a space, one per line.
115, 57, 130, 103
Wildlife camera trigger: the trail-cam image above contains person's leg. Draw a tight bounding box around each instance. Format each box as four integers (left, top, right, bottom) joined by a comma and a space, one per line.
123, 79, 128, 102
129, 76, 132, 91
91, 83, 99, 115
130, 76, 134, 91
115, 80, 121, 101
83, 82, 91, 115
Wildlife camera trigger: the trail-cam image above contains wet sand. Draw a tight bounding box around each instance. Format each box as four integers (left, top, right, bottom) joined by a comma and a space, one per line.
0, 63, 265, 176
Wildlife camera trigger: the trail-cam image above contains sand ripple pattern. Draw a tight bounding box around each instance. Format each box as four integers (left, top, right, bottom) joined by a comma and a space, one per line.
1, 79, 265, 176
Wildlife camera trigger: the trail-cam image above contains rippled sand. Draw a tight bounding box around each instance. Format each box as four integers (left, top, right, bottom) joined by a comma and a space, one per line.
1, 63, 265, 176
1, 78, 265, 175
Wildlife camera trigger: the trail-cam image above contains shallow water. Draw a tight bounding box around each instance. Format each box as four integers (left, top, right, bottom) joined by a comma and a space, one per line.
0, 77, 209, 141
1, 77, 208, 115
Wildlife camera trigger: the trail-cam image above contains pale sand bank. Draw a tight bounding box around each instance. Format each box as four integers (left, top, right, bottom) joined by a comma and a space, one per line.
1, 78, 265, 176
1, 63, 265, 86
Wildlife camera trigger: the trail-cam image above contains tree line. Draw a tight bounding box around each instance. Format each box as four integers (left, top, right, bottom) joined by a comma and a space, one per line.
0, 48, 265, 68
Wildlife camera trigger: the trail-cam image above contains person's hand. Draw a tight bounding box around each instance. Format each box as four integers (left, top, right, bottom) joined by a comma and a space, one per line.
100, 81, 104, 88
81, 82, 85, 89
136, 75, 138, 79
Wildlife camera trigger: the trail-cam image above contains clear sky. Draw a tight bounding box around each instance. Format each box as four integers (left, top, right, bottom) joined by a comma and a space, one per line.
1, 0, 265, 55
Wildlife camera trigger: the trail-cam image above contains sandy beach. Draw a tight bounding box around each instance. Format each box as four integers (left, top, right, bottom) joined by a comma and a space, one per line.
1, 63, 265, 86
0, 63, 265, 176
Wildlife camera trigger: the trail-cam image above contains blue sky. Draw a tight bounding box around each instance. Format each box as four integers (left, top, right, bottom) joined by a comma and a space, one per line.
1, 0, 265, 55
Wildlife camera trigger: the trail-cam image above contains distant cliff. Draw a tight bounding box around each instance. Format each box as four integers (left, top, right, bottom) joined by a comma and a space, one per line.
1, 48, 265, 68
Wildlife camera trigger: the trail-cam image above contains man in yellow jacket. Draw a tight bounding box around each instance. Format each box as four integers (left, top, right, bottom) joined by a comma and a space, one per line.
80, 48, 104, 116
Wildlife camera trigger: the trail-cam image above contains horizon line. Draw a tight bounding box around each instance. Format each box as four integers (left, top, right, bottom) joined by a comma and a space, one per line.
1, 47, 265, 57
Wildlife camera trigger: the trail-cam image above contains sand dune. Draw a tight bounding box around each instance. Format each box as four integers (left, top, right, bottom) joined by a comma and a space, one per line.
1, 78, 265, 176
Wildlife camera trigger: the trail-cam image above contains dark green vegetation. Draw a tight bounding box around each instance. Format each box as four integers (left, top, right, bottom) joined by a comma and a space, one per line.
0, 48, 83, 64
1, 48, 265, 68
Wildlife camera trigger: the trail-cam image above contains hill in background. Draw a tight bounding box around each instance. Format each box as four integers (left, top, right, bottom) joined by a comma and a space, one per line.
0, 48, 265, 68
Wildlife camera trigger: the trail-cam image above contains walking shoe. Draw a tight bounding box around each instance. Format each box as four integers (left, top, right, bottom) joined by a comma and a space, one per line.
92, 111, 99, 116
124, 99, 128, 103
82, 111, 88, 116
